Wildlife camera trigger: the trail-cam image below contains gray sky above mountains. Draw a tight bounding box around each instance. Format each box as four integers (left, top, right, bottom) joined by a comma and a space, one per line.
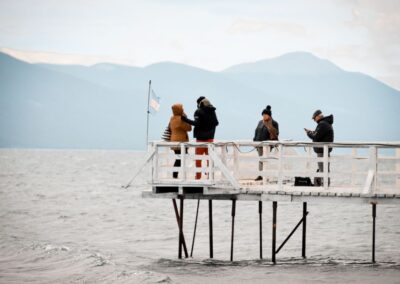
0, 0, 399, 90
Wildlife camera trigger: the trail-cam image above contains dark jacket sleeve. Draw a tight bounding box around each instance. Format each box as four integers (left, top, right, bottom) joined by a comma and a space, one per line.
306, 130, 315, 140
181, 110, 201, 127
308, 122, 329, 142
253, 123, 258, 141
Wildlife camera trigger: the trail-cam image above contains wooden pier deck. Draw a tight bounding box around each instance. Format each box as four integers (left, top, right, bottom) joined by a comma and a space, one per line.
131, 141, 400, 262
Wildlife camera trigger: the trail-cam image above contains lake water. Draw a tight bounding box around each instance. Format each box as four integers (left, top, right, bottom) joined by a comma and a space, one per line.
1, 149, 400, 283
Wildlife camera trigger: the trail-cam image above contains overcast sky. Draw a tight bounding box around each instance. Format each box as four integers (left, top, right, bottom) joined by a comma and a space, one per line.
0, 0, 399, 90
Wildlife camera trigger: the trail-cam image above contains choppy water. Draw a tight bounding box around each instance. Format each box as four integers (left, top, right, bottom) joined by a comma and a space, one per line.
0, 149, 400, 283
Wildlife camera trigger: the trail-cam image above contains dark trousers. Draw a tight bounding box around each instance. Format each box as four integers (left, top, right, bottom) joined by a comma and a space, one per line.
173, 149, 188, 179
315, 152, 330, 186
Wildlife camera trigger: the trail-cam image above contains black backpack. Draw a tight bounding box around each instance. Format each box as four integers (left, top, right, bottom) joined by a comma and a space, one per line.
294, 177, 313, 186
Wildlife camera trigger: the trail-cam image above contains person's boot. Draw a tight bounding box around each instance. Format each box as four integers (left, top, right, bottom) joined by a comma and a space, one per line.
255, 176, 263, 181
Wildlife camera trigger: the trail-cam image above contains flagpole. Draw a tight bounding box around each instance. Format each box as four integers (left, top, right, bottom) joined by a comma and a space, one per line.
146, 80, 151, 147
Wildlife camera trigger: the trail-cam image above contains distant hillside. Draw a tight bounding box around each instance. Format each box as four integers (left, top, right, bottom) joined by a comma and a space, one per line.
0, 51, 399, 149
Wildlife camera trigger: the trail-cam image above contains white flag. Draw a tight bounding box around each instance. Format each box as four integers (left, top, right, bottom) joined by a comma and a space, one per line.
149, 90, 160, 113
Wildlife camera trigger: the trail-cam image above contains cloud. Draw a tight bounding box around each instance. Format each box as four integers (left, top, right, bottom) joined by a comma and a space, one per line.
346, 0, 400, 55
227, 19, 307, 37
341, 0, 400, 89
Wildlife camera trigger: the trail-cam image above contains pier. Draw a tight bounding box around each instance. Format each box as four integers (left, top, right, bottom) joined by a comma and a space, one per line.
134, 141, 400, 263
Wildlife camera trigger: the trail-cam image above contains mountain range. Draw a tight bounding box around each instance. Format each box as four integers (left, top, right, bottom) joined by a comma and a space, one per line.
0, 51, 399, 149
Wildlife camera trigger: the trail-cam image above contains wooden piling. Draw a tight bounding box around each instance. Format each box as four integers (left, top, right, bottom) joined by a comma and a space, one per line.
230, 199, 236, 261
372, 202, 376, 263
172, 199, 188, 258
179, 197, 184, 259
302, 202, 307, 258
272, 201, 277, 263
209, 199, 213, 259
259, 201, 263, 259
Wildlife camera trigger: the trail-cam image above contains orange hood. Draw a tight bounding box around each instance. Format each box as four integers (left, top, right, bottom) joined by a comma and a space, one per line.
172, 104, 184, 116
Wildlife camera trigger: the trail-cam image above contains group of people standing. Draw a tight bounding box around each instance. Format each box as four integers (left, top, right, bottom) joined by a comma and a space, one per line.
167, 97, 334, 186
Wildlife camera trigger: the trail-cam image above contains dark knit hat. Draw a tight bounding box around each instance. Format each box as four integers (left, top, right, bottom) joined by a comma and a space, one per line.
262, 105, 272, 116
197, 96, 206, 105
312, 109, 322, 119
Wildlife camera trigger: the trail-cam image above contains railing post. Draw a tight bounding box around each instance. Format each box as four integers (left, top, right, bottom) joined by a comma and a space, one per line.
323, 145, 329, 190
262, 144, 268, 184
233, 145, 239, 177
370, 146, 378, 193
153, 144, 158, 182
180, 143, 186, 182
208, 144, 215, 182
351, 148, 357, 187
363, 146, 378, 194
221, 144, 227, 166
277, 144, 283, 190
305, 146, 312, 171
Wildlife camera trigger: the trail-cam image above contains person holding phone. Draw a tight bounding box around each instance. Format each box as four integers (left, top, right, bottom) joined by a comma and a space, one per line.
305, 109, 334, 186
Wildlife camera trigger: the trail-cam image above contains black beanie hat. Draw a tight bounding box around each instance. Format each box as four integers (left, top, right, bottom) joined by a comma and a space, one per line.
197, 96, 206, 105
262, 105, 272, 116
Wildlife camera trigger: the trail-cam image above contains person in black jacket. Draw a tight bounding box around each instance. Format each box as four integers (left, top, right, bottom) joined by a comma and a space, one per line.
253, 105, 279, 181
182, 97, 219, 179
305, 109, 334, 186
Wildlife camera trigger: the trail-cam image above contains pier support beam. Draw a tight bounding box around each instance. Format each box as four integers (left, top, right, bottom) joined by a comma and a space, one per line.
372, 202, 377, 263
302, 202, 307, 258
172, 198, 188, 258
190, 199, 200, 257
272, 201, 277, 263
259, 201, 263, 259
179, 197, 184, 259
230, 199, 236, 261
209, 199, 214, 259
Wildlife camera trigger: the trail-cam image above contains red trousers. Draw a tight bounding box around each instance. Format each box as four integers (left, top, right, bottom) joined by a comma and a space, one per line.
195, 139, 214, 179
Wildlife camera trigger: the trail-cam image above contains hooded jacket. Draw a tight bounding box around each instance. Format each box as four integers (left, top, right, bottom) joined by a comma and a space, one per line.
169, 104, 192, 142
182, 100, 219, 140
307, 114, 334, 153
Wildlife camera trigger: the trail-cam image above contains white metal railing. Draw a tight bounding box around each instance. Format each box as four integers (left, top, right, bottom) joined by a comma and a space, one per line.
144, 141, 400, 194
